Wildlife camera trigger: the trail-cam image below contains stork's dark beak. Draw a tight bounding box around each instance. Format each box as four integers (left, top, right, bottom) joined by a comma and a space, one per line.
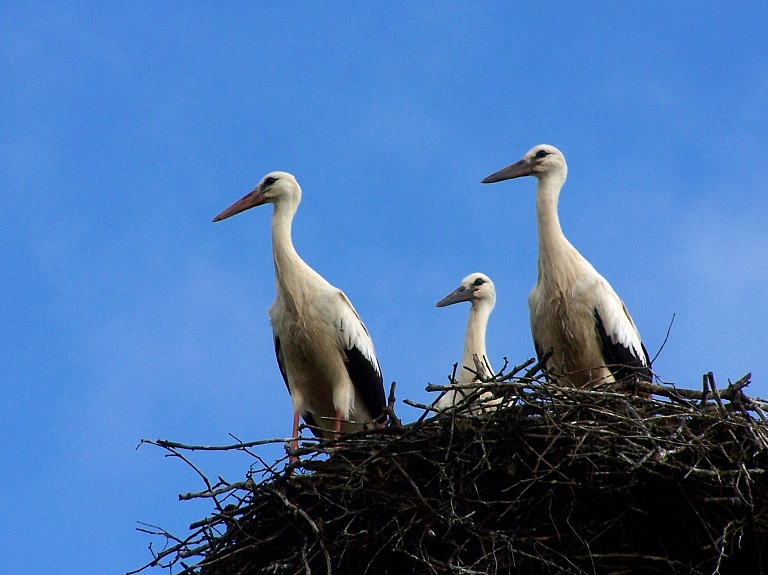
481, 157, 534, 184
213, 186, 268, 222
436, 286, 474, 308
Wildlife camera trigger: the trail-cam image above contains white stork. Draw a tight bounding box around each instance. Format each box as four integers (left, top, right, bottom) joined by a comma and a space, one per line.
213, 172, 386, 446
481, 145, 651, 388
435, 273, 496, 409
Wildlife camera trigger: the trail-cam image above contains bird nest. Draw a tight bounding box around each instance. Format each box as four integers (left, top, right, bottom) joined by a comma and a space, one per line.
132, 360, 768, 575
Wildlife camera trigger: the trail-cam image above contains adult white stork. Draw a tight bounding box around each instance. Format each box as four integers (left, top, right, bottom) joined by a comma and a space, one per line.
213, 172, 386, 446
435, 273, 496, 409
481, 145, 651, 388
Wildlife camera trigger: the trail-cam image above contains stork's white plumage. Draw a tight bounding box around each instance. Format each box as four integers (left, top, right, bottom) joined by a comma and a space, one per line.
482, 146, 650, 388
435, 273, 496, 409
213, 172, 386, 445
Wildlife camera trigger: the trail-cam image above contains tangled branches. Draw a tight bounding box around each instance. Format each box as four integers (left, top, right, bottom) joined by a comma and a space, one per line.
132, 366, 768, 575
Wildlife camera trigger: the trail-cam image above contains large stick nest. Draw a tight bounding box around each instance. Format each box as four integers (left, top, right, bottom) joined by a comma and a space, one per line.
133, 363, 768, 575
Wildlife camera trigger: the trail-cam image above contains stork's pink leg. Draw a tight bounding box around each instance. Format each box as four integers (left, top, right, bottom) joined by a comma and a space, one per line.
334, 408, 342, 439
290, 411, 300, 463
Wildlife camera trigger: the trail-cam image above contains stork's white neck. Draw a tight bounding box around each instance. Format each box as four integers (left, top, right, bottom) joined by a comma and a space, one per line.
535, 173, 577, 290
458, 299, 493, 383
270, 199, 315, 313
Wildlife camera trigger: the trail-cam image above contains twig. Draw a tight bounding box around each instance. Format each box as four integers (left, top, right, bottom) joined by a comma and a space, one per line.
650, 312, 675, 365
139, 437, 293, 452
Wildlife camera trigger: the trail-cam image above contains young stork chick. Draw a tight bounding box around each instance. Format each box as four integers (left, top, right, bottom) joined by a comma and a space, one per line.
435, 273, 496, 410
213, 172, 386, 447
482, 146, 651, 388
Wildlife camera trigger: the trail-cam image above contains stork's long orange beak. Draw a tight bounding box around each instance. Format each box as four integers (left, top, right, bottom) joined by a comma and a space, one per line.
212, 187, 268, 222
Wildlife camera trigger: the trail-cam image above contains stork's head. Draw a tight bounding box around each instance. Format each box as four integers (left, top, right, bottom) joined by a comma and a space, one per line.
436, 273, 496, 309
212, 171, 301, 222
481, 145, 567, 185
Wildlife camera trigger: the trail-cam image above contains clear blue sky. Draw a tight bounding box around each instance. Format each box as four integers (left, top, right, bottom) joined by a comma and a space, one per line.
2, 3, 767, 573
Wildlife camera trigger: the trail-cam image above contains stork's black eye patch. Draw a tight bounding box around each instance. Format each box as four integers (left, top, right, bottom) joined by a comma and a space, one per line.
535, 150, 549, 159
263, 176, 278, 187
473, 278, 485, 286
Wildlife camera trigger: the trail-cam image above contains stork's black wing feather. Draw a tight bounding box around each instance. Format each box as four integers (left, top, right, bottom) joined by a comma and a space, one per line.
343, 345, 386, 420
332, 291, 386, 420
273, 335, 290, 394
593, 309, 651, 382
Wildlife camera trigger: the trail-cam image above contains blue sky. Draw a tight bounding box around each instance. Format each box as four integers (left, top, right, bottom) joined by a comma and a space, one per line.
2, 3, 767, 573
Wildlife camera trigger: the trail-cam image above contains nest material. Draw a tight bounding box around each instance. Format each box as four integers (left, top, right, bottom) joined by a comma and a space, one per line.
134, 366, 768, 575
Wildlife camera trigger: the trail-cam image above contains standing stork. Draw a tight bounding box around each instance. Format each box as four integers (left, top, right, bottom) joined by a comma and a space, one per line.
435, 273, 496, 409
213, 172, 386, 446
481, 146, 651, 388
